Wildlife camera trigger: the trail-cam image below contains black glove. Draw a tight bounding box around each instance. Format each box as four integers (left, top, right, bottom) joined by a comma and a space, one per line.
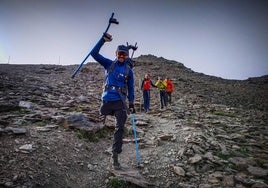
129, 103, 136, 114
103, 33, 112, 42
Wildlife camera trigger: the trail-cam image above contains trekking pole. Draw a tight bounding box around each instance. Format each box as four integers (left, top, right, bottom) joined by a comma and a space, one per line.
125, 42, 138, 69
131, 113, 141, 165
71, 13, 119, 78
126, 42, 138, 59
130, 42, 137, 59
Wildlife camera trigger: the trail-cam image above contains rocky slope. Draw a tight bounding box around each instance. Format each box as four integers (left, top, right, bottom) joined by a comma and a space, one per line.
0, 55, 267, 188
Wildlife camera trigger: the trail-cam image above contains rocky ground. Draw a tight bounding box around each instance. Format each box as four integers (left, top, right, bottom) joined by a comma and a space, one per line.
0, 55, 267, 188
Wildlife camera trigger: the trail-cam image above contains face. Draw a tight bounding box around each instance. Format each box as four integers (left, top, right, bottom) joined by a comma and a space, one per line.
116, 51, 128, 63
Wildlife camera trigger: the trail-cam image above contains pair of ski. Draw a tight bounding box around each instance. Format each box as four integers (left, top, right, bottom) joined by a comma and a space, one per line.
71, 13, 141, 166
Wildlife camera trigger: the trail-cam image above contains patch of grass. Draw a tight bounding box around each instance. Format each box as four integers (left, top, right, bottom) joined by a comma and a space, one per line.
254, 158, 267, 168
107, 177, 127, 188
76, 130, 88, 139
215, 151, 230, 160
96, 127, 110, 138
107, 177, 138, 188
226, 163, 238, 171
214, 151, 239, 171
12, 108, 28, 115
38, 121, 47, 127
215, 150, 235, 160
17, 119, 28, 126
237, 147, 249, 157
13, 119, 30, 126
76, 127, 111, 142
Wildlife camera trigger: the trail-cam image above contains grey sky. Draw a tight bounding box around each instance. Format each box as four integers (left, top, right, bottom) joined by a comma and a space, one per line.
1, 0, 268, 80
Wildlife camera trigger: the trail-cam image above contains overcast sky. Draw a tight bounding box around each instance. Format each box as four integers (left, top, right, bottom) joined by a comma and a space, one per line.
1, 0, 268, 80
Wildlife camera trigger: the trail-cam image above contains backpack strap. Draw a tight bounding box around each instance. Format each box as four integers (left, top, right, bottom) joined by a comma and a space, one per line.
106, 61, 116, 77
104, 61, 131, 114
106, 61, 130, 85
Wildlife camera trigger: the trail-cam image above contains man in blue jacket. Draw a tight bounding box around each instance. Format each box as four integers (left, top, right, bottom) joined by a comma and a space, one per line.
91, 33, 135, 170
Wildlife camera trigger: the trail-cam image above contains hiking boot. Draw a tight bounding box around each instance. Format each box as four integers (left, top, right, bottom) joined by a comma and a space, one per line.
112, 152, 121, 170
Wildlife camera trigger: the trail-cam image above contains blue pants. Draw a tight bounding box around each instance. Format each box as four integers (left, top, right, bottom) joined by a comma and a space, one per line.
143, 90, 150, 111
100, 100, 127, 154
159, 90, 167, 109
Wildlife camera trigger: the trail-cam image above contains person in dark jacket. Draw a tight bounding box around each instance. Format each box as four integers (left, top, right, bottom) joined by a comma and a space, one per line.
91, 33, 135, 170
141, 73, 156, 112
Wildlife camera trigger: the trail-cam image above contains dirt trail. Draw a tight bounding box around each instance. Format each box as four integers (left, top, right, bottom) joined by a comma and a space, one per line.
1, 61, 267, 187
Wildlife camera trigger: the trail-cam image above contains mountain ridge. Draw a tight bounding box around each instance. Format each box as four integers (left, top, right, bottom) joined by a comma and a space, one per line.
0, 56, 267, 187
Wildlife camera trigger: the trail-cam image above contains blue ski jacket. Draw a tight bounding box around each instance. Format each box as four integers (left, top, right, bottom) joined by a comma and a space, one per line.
91, 39, 135, 104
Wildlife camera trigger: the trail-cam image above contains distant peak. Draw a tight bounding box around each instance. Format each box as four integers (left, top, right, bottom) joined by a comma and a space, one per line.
134, 54, 186, 68
135, 54, 167, 62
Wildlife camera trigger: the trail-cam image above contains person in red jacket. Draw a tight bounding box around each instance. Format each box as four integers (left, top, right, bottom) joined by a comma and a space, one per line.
141, 73, 156, 112
164, 77, 174, 105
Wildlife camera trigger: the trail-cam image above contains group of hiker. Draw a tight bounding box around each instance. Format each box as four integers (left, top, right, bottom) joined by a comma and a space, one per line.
141, 74, 174, 112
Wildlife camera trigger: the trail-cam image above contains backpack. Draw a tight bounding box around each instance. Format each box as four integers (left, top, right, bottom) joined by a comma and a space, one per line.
165, 80, 174, 93
143, 79, 151, 90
